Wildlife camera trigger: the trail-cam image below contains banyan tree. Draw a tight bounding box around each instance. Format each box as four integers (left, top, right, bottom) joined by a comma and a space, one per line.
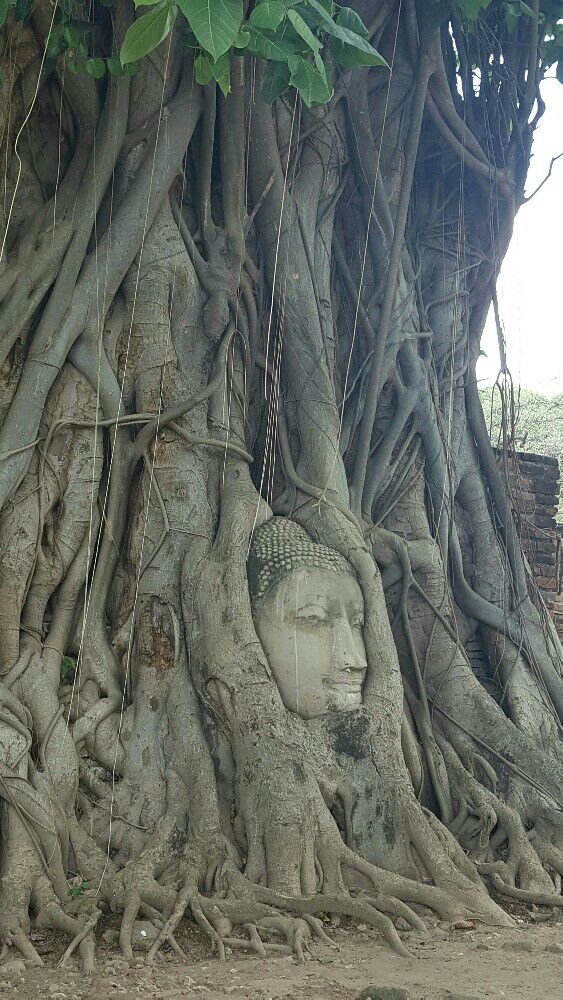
0, 0, 561, 971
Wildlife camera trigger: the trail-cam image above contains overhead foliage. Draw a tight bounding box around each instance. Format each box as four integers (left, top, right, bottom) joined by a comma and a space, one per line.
2, 0, 559, 98
120, 0, 388, 103
116, 0, 562, 100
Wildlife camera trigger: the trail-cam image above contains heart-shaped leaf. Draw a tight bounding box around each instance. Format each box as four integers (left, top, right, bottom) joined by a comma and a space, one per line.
260, 58, 291, 102
86, 57, 106, 78
121, 2, 177, 65
195, 50, 231, 95
307, 0, 388, 68
287, 8, 321, 53
288, 53, 332, 106
249, 1, 286, 31
177, 0, 243, 61
246, 25, 299, 62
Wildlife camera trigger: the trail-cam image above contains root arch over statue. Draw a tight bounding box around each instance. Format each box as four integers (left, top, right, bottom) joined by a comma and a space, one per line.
0, 0, 561, 972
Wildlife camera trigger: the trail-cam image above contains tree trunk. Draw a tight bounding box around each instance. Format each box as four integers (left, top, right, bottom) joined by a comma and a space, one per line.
0, 0, 561, 970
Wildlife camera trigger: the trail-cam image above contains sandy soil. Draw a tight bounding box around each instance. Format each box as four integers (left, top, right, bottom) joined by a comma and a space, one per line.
0, 913, 560, 999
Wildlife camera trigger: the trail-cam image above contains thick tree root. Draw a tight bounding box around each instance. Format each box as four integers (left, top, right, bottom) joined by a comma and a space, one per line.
488, 873, 563, 907
4, 927, 43, 967
1, 905, 100, 974
109, 843, 431, 964
438, 737, 562, 903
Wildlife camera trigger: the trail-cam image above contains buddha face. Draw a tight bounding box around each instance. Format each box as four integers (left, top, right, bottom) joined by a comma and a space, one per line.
253, 566, 367, 719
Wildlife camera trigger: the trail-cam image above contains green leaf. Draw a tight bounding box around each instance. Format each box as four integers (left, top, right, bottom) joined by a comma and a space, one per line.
334, 7, 369, 40
86, 57, 106, 78
503, 0, 533, 32
121, 2, 177, 65
107, 53, 125, 74
287, 8, 321, 53
234, 26, 250, 48
288, 53, 332, 106
68, 880, 88, 898
307, 1, 388, 68
46, 30, 66, 59
454, 0, 491, 22
63, 23, 82, 47
260, 58, 291, 101
246, 25, 299, 62
195, 49, 231, 94
194, 49, 214, 83
504, 3, 519, 32
177, 0, 243, 61
212, 51, 231, 94
301, 0, 332, 22
0, 0, 9, 30
249, 0, 286, 30
60, 655, 76, 681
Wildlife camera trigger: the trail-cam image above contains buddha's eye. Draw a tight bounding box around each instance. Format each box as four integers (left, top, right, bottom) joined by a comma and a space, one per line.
297, 606, 329, 625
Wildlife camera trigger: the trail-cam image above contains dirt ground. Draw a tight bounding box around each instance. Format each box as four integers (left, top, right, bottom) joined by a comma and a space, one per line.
0, 910, 560, 1000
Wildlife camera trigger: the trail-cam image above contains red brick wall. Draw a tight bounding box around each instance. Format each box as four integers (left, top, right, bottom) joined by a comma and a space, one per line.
497, 453, 561, 638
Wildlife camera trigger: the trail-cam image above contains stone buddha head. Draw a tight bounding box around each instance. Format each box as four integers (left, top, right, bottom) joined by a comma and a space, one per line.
248, 518, 367, 719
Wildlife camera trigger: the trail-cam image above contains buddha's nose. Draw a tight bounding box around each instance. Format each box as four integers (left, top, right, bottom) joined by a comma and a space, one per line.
333, 618, 367, 674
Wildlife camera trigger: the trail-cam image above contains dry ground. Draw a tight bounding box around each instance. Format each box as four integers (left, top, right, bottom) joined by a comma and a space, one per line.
0, 908, 560, 999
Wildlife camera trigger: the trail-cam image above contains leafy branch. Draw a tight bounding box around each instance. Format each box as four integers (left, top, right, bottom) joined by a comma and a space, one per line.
119, 0, 388, 105
0, 0, 557, 101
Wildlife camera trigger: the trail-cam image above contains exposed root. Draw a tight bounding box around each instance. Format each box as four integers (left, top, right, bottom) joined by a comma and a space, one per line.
489, 873, 563, 907
58, 910, 101, 971
1, 902, 100, 974
5, 927, 43, 966
438, 737, 561, 901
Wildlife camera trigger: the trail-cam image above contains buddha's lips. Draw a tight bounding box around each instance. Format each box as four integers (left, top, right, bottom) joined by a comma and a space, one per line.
324, 677, 364, 691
